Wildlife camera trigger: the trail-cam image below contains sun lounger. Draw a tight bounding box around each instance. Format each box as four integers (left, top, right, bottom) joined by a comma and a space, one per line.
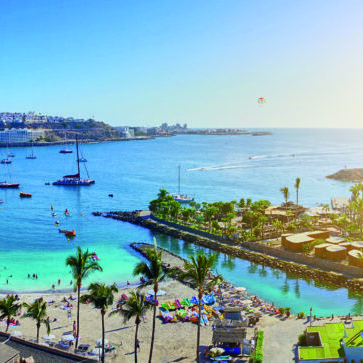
174, 299, 182, 309
190, 296, 199, 305
181, 298, 193, 307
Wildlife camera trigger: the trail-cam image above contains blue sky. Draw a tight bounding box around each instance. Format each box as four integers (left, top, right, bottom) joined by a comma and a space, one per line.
0, 0, 362, 127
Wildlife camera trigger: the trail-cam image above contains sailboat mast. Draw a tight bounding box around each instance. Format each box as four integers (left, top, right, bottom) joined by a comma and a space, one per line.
76, 135, 80, 179
178, 165, 181, 195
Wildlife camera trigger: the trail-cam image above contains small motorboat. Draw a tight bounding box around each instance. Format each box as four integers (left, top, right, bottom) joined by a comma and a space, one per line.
52, 212, 57, 217
65, 209, 70, 216
7, 152, 15, 157
108, 194, 114, 198
59, 229, 76, 237
1, 159, 12, 164
78, 157, 87, 162
55, 220, 60, 225
59, 148, 73, 154
45, 182, 50, 185
20, 192, 32, 198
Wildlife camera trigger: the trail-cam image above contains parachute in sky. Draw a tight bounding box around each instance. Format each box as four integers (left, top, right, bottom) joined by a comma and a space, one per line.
257, 97, 265, 104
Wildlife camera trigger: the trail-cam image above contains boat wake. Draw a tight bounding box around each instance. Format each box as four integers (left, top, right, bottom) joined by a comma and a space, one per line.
186, 164, 250, 172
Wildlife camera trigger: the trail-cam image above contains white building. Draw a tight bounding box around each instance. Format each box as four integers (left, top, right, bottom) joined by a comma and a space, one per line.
0, 129, 45, 143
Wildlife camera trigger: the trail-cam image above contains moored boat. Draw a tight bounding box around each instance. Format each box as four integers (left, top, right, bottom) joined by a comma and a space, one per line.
59, 229, 76, 237
0, 182, 19, 188
1, 159, 12, 164
59, 147, 73, 154
20, 192, 32, 198
170, 165, 194, 203
53, 135, 94, 186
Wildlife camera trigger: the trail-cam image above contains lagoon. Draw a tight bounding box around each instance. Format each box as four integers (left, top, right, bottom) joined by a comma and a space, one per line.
0, 129, 362, 316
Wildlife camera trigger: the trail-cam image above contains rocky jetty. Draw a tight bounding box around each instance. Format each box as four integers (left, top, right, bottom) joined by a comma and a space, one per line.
326, 168, 363, 182
94, 211, 363, 293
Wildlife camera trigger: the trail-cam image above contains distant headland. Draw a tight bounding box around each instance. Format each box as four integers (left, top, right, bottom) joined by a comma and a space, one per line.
0, 111, 272, 146
326, 168, 363, 182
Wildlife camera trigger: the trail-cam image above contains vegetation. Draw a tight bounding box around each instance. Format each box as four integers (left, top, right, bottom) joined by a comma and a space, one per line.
81, 283, 118, 363
298, 331, 307, 346
302, 239, 326, 253
22, 299, 49, 343
133, 240, 167, 363
0, 296, 22, 332
295, 177, 301, 206
250, 330, 264, 363
66, 246, 103, 349
111, 291, 152, 363
149, 188, 275, 242
180, 254, 222, 363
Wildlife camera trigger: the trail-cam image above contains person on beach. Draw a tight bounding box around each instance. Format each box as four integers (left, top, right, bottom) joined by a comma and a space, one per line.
58, 279, 61, 286
73, 321, 77, 337
136, 338, 140, 352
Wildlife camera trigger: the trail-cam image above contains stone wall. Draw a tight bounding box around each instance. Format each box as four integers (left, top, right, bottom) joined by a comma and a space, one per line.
94, 211, 363, 293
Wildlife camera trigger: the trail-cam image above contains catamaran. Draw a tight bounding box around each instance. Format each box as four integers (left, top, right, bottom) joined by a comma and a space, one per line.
53, 135, 94, 186
170, 165, 194, 203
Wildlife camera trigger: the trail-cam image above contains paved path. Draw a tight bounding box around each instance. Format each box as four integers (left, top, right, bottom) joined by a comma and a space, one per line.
261, 318, 306, 363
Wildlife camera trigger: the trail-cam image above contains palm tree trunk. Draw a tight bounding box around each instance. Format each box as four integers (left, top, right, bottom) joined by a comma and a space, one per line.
296, 189, 299, 206
196, 288, 203, 363
75, 284, 80, 349
149, 283, 158, 363
6, 318, 10, 333
135, 321, 140, 363
36, 321, 40, 343
101, 310, 105, 363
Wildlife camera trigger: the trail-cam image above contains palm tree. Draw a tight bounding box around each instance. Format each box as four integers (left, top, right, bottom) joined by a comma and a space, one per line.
110, 291, 151, 363
81, 283, 118, 363
295, 177, 301, 206
22, 299, 48, 342
0, 296, 22, 332
157, 188, 168, 200
182, 254, 222, 363
280, 187, 289, 211
66, 246, 103, 349
133, 242, 167, 363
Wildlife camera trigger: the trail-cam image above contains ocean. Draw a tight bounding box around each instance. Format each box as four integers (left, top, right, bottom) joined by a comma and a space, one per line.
0, 128, 362, 316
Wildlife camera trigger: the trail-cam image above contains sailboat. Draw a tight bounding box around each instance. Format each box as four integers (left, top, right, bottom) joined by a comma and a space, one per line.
53, 135, 94, 186
26, 142, 37, 159
59, 133, 73, 154
0, 163, 19, 188
170, 165, 194, 203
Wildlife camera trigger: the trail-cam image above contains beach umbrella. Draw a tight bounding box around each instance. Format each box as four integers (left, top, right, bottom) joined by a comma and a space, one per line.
11, 331, 22, 337
147, 289, 166, 296
42, 334, 55, 340
96, 338, 108, 346
61, 335, 74, 342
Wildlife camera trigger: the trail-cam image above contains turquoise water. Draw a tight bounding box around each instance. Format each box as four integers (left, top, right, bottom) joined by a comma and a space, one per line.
0, 129, 362, 316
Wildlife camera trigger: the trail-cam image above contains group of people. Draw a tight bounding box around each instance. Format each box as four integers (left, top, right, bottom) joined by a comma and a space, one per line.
27, 273, 38, 279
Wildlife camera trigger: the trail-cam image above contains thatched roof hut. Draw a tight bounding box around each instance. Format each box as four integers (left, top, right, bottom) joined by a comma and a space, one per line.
314, 243, 333, 258
283, 234, 314, 252
326, 236, 346, 244
350, 241, 363, 251
212, 327, 247, 345
324, 245, 347, 261
348, 250, 363, 268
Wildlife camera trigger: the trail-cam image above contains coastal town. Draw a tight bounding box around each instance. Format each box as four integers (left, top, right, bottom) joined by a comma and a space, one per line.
0, 111, 271, 146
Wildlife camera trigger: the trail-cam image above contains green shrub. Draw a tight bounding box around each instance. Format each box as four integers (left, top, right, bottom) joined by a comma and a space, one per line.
298, 333, 307, 346
297, 312, 305, 319
279, 307, 285, 315
302, 239, 325, 253
249, 330, 264, 363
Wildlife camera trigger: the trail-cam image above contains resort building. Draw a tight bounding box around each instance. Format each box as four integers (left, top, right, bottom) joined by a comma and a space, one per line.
298, 320, 363, 362
0, 129, 45, 143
